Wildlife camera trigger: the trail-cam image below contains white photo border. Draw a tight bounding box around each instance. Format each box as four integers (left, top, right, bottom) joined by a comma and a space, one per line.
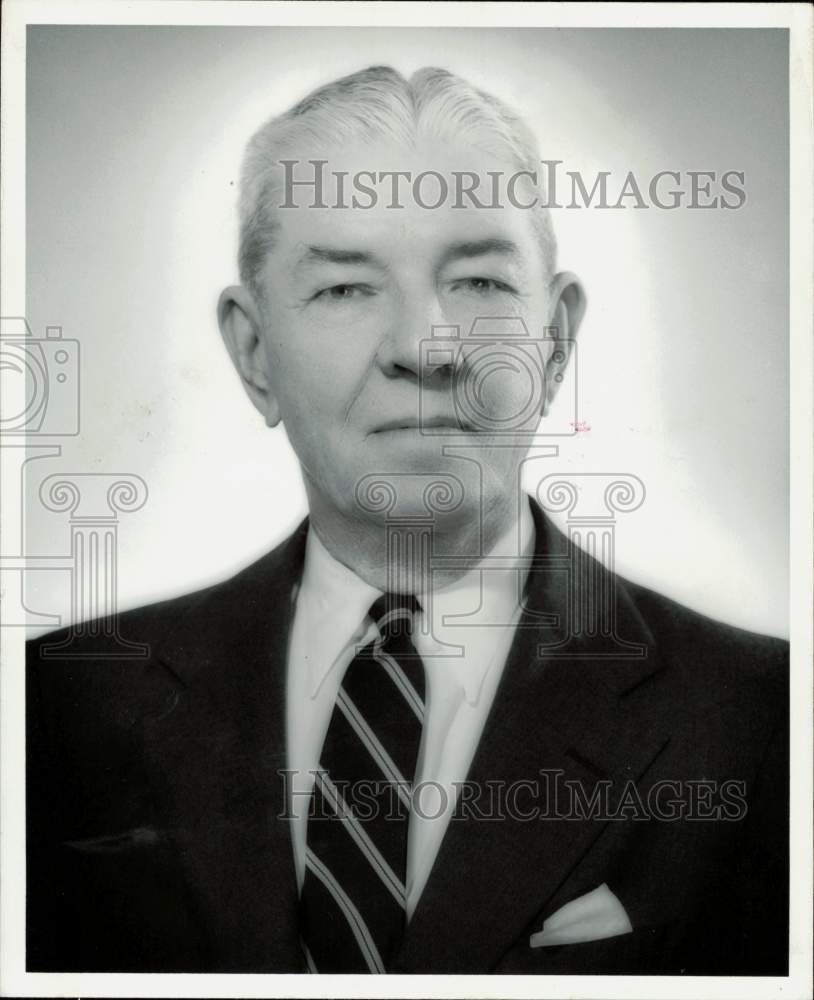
1, 2, 811, 998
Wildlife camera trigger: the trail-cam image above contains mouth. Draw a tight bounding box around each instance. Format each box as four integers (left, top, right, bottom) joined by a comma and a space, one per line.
373, 415, 471, 433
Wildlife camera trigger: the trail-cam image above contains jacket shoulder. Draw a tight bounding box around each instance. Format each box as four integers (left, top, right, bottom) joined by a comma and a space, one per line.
26, 518, 308, 664
625, 576, 787, 661
26, 519, 308, 735
621, 575, 788, 716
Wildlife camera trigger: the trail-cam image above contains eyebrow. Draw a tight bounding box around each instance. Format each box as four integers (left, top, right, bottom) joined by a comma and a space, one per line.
438, 238, 522, 266
297, 245, 386, 268
295, 236, 522, 271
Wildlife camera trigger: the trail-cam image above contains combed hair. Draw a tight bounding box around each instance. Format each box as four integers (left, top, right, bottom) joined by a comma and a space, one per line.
239, 65, 557, 295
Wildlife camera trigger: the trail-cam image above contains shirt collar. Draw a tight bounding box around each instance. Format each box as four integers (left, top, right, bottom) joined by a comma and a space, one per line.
293, 498, 535, 701
294, 526, 381, 699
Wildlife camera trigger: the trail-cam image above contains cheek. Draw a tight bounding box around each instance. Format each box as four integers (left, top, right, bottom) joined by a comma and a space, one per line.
267, 306, 383, 411
472, 369, 544, 431
457, 335, 548, 431
267, 340, 362, 434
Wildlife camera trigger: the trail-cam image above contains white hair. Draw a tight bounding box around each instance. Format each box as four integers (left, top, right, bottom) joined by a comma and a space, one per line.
238, 65, 557, 295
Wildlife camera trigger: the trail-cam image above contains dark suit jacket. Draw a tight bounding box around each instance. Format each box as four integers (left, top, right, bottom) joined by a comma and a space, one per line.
26, 502, 789, 974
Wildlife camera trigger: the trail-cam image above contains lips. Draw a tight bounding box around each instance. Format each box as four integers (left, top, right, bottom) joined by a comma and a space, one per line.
373, 415, 468, 432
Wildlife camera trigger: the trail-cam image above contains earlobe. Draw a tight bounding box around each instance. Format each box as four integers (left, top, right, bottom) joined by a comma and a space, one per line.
217, 285, 281, 427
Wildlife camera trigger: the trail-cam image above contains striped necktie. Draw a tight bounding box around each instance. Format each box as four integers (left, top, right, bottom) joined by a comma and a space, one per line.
299, 593, 426, 973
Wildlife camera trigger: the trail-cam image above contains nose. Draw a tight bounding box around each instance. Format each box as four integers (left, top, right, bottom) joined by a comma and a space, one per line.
377, 285, 450, 382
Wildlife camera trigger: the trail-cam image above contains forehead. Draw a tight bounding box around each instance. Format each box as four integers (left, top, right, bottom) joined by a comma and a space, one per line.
266, 135, 545, 268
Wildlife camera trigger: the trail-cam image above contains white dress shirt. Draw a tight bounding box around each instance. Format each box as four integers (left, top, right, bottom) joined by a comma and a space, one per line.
286, 499, 534, 919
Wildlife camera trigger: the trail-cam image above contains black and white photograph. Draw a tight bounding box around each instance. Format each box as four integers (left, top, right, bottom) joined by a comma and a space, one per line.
1, 2, 811, 998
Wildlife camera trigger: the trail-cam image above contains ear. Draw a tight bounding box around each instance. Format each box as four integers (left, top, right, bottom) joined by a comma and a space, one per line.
543, 271, 587, 411
217, 285, 281, 427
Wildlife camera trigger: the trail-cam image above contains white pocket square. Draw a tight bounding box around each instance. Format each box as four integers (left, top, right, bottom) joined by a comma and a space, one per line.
529, 883, 633, 948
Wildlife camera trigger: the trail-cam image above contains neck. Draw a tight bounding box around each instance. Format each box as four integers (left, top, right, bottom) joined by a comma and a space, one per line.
305, 487, 527, 594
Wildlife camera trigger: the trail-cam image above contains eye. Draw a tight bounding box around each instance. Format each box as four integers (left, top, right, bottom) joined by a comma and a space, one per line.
314, 283, 372, 302
453, 277, 514, 295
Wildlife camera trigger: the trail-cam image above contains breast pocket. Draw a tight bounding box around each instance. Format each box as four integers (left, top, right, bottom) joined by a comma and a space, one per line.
63, 825, 164, 853
29, 824, 208, 971
496, 922, 680, 975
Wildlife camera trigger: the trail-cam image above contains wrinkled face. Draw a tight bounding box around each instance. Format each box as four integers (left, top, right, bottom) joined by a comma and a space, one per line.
231, 136, 577, 528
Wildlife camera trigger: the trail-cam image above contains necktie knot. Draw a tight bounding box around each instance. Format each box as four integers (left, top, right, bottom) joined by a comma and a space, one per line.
369, 593, 421, 641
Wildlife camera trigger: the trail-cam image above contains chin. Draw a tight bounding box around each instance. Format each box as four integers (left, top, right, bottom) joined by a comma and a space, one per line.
338, 436, 519, 523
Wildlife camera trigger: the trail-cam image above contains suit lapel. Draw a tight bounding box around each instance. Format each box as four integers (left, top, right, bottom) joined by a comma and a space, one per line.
392, 505, 670, 973
141, 520, 308, 971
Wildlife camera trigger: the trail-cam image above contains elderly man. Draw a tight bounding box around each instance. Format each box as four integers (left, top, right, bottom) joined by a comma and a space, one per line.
27, 66, 788, 976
